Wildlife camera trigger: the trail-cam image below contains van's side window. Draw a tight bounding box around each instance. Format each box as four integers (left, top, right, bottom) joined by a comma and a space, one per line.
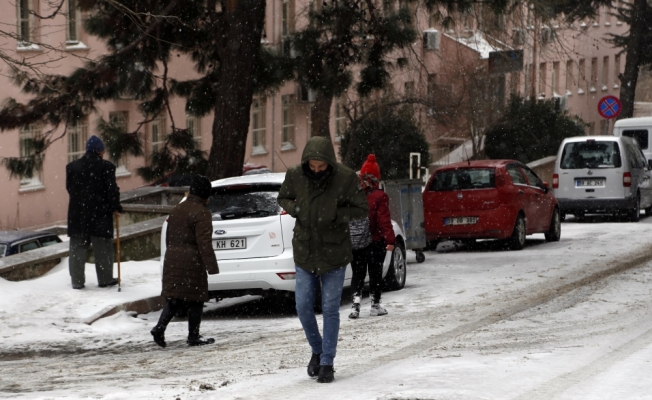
622, 130, 649, 150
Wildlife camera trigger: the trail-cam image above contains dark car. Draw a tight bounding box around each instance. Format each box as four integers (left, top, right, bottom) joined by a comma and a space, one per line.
423, 160, 561, 250
0, 231, 63, 258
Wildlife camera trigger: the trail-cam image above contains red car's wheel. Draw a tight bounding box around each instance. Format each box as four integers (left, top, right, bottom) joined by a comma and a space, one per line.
508, 214, 526, 250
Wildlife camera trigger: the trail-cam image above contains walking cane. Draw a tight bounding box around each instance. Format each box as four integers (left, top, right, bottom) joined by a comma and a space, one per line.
116, 214, 121, 292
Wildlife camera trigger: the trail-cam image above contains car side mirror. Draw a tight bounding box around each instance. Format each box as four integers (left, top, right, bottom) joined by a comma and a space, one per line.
540, 182, 549, 193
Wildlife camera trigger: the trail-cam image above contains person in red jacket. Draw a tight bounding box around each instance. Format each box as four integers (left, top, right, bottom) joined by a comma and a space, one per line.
349, 154, 396, 318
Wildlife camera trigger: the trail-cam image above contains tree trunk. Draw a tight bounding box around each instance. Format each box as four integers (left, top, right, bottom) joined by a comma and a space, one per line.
311, 91, 333, 138
618, 0, 647, 120
206, 0, 266, 180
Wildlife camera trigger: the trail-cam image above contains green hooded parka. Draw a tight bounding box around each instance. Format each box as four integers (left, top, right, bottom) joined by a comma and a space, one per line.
278, 137, 369, 274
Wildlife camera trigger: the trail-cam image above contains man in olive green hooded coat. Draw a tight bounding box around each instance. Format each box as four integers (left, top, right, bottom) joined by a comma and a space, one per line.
278, 136, 368, 383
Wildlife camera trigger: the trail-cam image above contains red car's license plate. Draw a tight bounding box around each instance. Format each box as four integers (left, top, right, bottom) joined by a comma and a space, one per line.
444, 217, 478, 226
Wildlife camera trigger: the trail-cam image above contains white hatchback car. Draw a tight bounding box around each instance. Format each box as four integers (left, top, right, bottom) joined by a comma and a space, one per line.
160, 173, 408, 300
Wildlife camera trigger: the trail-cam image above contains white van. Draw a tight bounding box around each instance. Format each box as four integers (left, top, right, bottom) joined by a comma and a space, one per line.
614, 117, 652, 166
552, 136, 652, 222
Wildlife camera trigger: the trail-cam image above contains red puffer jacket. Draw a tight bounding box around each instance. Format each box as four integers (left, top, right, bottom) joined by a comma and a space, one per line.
365, 188, 396, 246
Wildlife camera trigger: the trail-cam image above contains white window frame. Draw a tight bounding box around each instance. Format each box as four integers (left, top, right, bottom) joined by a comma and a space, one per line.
150, 115, 167, 154
281, 95, 296, 151
19, 124, 44, 191
186, 115, 202, 148
67, 117, 88, 162
16, 0, 40, 50
251, 97, 267, 155
109, 111, 130, 176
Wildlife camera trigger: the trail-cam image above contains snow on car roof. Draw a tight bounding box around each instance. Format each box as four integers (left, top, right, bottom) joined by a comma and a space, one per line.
210, 172, 287, 188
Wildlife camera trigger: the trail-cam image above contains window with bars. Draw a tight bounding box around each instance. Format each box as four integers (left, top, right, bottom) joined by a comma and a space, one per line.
17, 0, 33, 44
614, 55, 621, 88
538, 62, 547, 97
150, 115, 167, 154
251, 98, 267, 155
566, 60, 574, 94
552, 62, 560, 95
67, 0, 79, 43
602, 56, 609, 90
186, 115, 202, 148
427, 74, 437, 103
590, 57, 598, 91
68, 117, 88, 162
578, 59, 586, 93
281, 95, 295, 151
335, 97, 347, 140
109, 111, 129, 173
19, 124, 43, 188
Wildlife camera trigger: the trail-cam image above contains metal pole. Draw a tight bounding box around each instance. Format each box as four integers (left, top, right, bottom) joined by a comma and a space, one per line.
116, 214, 121, 292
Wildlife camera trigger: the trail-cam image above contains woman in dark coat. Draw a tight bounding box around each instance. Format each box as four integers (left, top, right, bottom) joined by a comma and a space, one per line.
150, 175, 219, 347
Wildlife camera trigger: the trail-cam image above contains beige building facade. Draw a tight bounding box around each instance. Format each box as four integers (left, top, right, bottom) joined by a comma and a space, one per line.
0, 1, 632, 230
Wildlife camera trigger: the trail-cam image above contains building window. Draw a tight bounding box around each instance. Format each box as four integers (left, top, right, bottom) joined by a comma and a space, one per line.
186, 115, 202, 148
590, 57, 598, 92
109, 111, 130, 175
614, 54, 621, 88
578, 59, 586, 94
427, 74, 437, 103
19, 124, 43, 189
510, 72, 520, 95
251, 97, 267, 155
281, 95, 295, 151
602, 56, 609, 90
587, 122, 595, 135
67, 117, 88, 162
565, 60, 573, 95
150, 115, 167, 153
67, 0, 79, 44
552, 62, 560, 95
335, 97, 347, 140
538, 62, 547, 97
17, 0, 37, 46
599, 120, 609, 136
524, 63, 531, 96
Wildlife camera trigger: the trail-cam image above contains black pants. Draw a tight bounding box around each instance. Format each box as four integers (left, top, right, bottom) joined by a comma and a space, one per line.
351, 241, 386, 301
152, 298, 204, 339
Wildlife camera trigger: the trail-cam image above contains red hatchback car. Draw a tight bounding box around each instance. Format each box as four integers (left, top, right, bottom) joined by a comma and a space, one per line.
423, 160, 561, 250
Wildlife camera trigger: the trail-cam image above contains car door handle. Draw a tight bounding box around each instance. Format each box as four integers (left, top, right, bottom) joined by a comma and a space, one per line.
518, 190, 524, 195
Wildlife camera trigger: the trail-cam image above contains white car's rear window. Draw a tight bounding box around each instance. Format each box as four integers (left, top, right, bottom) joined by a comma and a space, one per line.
208, 184, 281, 220
560, 141, 622, 169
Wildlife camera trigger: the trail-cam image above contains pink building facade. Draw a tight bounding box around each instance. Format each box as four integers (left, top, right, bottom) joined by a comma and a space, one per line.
0, 1, 630, 230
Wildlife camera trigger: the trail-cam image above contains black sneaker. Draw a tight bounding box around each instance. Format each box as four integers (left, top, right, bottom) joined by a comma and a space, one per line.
99, 278, 119, 288
307, 353, 321, 377
317, 365, 335, 383
187, 336, 215, 346
151, 330, 166, 348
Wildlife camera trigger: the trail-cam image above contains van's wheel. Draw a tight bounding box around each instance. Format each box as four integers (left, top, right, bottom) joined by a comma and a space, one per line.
545, 208, 562, 242
629, 193, 641, 222
384, 241, 406, 291
508, 214, 526, 250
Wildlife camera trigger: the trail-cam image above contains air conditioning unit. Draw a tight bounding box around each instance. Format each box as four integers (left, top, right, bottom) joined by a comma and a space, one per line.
512, 28, 525, 46
423, 29, 440, 51
555, 95, 569, 111
297, 83, 317, 102
282, 40, 299, 58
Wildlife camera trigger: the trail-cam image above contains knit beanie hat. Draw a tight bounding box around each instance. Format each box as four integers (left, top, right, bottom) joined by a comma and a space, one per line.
189, 175, 212, 199
86, 135, 105, 153
360, 154, 381, 180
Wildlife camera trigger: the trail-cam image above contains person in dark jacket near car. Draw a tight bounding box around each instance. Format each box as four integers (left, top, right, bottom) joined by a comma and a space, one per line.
66, 135, 123, 290
150, 175, 219, 348
349, 154, 396, 319
278, 137, 369, 383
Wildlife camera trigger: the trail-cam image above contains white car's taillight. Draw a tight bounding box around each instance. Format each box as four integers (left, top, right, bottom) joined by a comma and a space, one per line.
624, 172, 632, 187
552, 174, 559, 189
276, 272, 296, 280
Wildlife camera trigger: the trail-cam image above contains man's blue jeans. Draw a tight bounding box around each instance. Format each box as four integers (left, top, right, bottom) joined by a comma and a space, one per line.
295, 265, 346, 366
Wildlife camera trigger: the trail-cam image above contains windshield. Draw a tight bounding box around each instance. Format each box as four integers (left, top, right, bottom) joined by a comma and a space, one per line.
429, 168, 495, 191
560, 141, 622, 169
0, 244, 5, 257
207, 184, 281, 220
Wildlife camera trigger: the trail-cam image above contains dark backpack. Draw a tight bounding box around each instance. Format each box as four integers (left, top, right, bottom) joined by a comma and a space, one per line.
349, 217, 372, 250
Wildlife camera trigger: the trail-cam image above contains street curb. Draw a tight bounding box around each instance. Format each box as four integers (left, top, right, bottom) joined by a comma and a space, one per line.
84, 296, 166, 325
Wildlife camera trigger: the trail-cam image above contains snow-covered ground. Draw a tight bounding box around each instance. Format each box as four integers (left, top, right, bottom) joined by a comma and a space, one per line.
2, 216, 652, 399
